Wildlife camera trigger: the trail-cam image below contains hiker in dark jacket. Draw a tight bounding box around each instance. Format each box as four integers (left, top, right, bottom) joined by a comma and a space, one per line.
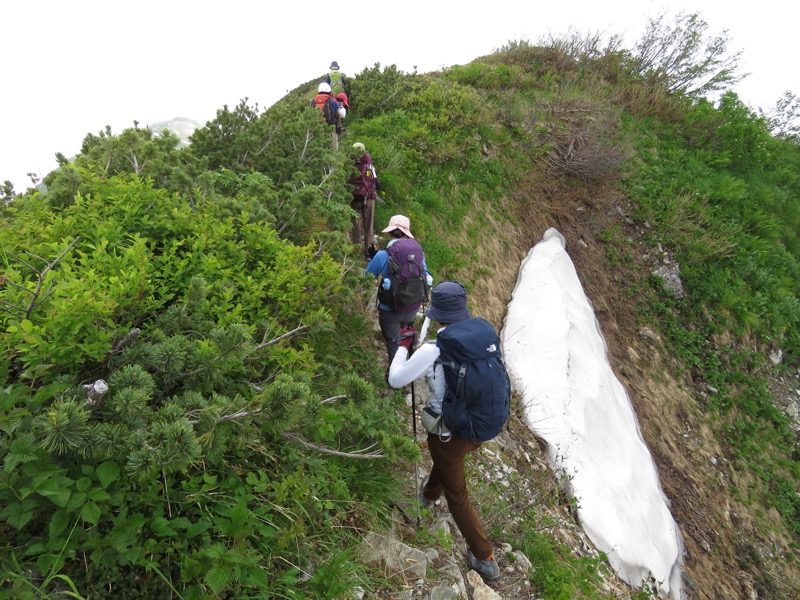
348, 142, 379, 259
387, 281, 501, 583
365, 214, 432, 364
310, 82, 346, 149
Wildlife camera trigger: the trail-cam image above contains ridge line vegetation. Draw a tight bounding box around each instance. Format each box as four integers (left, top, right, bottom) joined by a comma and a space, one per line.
1, 10, 798, 599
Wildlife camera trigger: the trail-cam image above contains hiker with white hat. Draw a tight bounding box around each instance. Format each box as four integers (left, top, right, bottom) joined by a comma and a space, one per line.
366, 215, 432, 365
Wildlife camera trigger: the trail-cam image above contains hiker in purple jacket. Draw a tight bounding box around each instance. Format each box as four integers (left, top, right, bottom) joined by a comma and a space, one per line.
366, 215, 432, 364
348, 142, 379, 259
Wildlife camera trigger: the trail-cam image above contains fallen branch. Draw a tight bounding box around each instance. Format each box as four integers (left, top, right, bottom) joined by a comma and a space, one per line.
321, 395, 347, 404
254, 324, 308, 352
281, 432, 386, 459
185, 407, 262, 426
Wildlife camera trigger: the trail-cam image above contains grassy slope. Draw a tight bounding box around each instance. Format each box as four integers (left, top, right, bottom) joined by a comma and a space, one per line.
330, 45, 799, 598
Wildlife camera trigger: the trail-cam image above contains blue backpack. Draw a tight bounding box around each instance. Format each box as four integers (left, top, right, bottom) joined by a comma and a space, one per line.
436, 317, 511, 442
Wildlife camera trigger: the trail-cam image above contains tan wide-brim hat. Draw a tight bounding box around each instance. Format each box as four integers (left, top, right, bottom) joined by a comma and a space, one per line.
381, 214, 414, 238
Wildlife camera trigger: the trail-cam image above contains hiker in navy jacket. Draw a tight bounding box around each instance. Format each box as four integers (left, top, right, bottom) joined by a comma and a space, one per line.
310, 82, 346, 149
387, 281, 501, 583
366, 214, 431, 364
348, 142, 379, 259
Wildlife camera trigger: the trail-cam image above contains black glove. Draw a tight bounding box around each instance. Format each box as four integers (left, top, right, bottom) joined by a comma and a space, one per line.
397, 325, 416, 351
367, 243, 377, 259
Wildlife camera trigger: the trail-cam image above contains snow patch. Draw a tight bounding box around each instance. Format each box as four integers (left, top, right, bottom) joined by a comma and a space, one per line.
502, 227, 685, 598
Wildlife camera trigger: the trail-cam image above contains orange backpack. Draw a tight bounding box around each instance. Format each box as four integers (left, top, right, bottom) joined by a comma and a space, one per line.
311, 94, 338, 125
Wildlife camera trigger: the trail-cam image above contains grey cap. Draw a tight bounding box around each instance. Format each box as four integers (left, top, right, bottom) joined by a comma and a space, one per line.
427, 281, 471, 324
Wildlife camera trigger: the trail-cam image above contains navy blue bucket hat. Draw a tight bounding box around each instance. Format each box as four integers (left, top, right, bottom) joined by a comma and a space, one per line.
427, 281, 471, 324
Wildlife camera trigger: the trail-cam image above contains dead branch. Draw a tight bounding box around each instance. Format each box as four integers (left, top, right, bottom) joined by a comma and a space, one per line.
298, 128, 312, 164
321, 395, 347, 404
2, 237, 80, 320
281, 432, 386, 459
185, 406, 262, 426
254, 324, 308, 352
108, 328, 141, 356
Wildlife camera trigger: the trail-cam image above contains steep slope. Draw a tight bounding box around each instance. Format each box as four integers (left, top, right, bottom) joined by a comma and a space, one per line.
339, 47, 800, 597
2, 36, 798, 600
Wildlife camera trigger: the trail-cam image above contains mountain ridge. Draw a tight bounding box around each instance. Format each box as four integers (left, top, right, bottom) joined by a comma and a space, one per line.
1, 28, 798, 599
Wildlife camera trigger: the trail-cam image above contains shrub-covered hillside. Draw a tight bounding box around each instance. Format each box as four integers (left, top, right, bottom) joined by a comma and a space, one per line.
2, 13, 799, 599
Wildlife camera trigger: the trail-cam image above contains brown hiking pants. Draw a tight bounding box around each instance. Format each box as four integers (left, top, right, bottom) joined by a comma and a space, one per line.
423, 433, 494, 560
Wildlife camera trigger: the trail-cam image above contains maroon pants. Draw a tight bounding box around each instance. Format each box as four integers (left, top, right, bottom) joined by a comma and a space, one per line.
350, 196, 375, 255
422, 433, 494, 560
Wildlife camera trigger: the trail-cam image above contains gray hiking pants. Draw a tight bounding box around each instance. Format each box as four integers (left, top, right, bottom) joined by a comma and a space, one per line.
378, 308, 416, 364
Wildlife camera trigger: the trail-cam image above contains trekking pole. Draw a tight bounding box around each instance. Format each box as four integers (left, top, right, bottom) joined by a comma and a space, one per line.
405, 324, 421, 516
412, 315, 431, 509
411, 379, 420, 506
418, 316, 431, 346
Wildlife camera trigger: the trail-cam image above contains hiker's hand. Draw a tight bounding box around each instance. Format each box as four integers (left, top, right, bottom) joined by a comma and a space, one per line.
397, 325, 416, 351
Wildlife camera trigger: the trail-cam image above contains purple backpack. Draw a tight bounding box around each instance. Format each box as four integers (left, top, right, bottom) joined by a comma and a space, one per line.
377, 238, 429, 312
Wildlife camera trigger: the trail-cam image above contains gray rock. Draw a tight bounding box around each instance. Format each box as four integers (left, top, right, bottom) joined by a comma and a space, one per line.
652, 264, 685, 299
360, 532, 428, 580
430, 586, 460, 600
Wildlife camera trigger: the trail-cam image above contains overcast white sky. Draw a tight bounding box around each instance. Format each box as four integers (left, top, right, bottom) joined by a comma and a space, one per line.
1, 0, 796, 191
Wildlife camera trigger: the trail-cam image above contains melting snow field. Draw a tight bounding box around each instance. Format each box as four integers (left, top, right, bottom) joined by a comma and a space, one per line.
501, 228, 684, 598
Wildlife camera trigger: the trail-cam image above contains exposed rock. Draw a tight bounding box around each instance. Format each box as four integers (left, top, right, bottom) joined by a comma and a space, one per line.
770, 349, 783, 365
466, 570, 502, 599
438, 557, 468, 598
430, 586, 460, 600
638, 326, 659, 345
359, 532, 427, 580
652, 263, 685, 298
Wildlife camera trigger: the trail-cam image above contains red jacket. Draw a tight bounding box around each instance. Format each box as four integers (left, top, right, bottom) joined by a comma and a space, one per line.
310, 93, 339, 125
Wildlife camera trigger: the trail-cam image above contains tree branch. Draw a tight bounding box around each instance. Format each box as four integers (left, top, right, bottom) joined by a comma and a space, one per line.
281, 432, 386, 459
254, 324, 308, 352
184, 407, 262, 426
108, 328, 141, 356
321, 395, 347, 404
7, 237, 80, 320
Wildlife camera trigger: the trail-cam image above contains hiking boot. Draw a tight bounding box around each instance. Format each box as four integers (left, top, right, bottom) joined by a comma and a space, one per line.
468, 551, 500, 582
418, 476, 435, 509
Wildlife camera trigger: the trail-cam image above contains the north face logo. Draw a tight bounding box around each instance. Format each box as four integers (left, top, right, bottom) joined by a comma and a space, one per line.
486, 343, 497, 352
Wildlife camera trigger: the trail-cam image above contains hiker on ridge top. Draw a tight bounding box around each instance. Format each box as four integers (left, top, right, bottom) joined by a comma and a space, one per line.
386, 281, 502, 583
324, 61, 348, 97
348, 142, 379, 259
365, 215, 432, 364
310, 82, 346, 149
